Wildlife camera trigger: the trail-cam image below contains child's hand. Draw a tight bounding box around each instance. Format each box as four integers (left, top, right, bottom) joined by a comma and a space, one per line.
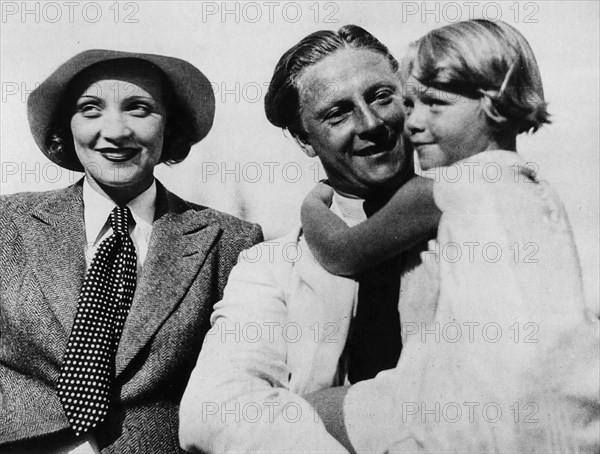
306, 180, 334, 207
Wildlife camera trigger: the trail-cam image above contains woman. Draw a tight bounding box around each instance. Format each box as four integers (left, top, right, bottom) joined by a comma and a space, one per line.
0, 50, 263, 453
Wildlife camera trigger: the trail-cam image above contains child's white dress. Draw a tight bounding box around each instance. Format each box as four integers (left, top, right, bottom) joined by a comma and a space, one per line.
344, 150, 599, 453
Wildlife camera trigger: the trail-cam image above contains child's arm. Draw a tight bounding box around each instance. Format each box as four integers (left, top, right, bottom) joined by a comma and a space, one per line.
301, 176, 440, 276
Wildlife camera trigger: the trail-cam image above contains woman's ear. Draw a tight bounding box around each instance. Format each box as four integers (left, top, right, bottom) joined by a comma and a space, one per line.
292, 131, 317, 158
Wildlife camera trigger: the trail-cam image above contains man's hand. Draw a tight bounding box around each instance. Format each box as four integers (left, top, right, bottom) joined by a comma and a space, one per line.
304, 386, 355, 454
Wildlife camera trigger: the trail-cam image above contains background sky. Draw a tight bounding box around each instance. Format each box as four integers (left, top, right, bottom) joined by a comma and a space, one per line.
1, 1, 598, 307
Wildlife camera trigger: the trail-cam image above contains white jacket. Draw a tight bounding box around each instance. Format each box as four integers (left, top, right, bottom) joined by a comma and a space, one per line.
179, 220, 357, 453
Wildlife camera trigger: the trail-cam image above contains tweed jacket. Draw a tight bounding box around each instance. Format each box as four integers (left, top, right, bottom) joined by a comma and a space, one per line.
0, 179, 263, 453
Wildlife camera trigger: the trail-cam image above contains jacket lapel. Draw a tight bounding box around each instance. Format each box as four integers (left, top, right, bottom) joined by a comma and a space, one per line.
287, 230, 356, 393
28, 182, 86, 340
115, 183, 221, 376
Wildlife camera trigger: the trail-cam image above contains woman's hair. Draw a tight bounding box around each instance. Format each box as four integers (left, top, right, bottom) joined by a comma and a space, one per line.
46, 59, 196, 170
265, 24, 399, 137
401, 19, 550, 134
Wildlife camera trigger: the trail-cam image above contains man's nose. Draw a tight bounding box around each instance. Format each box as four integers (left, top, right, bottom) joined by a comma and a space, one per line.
355, 104, 385, 138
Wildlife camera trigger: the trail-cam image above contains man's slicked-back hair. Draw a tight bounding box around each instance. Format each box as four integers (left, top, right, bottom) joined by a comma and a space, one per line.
265, 24, 398, 137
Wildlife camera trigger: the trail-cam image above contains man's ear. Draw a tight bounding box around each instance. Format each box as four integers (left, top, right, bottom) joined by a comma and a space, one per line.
292, 132, 317, 158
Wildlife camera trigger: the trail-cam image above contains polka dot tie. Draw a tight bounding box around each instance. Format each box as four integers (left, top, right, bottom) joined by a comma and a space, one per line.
57, 206, 137, 435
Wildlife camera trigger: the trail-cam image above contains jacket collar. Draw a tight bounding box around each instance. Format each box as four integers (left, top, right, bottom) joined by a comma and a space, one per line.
28, 180, 222, 377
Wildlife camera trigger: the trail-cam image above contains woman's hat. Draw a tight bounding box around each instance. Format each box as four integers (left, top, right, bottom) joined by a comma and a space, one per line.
27, 49, 216, 171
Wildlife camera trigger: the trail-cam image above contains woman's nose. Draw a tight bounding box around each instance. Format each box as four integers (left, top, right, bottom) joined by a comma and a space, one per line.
100, 112, 132, 142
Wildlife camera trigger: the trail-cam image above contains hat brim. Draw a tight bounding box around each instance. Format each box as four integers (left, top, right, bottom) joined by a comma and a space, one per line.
27, 49, 215, 171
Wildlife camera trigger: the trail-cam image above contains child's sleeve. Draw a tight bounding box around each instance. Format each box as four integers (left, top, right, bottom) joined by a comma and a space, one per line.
301, 176, 441, 276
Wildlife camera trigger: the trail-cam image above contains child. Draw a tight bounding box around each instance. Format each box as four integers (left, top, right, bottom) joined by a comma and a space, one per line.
302, 20, 599, 453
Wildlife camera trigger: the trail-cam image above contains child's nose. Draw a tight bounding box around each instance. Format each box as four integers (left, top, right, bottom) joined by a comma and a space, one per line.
405, 104, 426, 134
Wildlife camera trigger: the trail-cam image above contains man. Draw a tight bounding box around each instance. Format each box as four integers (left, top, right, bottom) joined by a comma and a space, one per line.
179, 25, 438, 453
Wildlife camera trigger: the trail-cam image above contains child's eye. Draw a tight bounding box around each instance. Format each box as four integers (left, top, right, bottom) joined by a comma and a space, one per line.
402, 97, 414, 111
422, 92, 448, 108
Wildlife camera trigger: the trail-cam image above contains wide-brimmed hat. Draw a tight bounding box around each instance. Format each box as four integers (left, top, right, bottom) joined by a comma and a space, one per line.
27, 49, 215, 171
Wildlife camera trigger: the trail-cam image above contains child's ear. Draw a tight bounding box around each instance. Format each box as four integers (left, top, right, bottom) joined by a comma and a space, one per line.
480, 94, 508, 128
293, 132, 317, 158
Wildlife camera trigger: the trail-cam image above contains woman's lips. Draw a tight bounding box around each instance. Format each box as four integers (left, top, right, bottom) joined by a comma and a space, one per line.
97, 148, 140, 162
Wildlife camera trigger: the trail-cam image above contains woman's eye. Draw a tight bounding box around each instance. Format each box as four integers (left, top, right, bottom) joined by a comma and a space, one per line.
77, 103, 101, 117
129, 103, 152, 116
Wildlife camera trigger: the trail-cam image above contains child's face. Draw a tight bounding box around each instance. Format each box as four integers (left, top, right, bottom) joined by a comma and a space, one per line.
403, 76, 497, 170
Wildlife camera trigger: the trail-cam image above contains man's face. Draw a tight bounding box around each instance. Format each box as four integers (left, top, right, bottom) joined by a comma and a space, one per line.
296, 48, 409, 198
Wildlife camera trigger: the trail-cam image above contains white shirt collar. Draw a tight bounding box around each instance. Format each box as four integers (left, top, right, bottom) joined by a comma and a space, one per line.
83, 178, 156, 246
331, 191, 367, 227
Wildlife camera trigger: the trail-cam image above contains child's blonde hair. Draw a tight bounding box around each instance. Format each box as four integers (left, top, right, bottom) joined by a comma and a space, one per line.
401, 19, 550, 134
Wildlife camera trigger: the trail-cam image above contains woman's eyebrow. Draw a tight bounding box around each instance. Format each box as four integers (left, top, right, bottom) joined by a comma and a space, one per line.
123, 95, 156, 102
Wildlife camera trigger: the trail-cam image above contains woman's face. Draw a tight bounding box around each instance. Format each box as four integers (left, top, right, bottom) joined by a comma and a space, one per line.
403, 76, 496, 170
70, 63, 167, 200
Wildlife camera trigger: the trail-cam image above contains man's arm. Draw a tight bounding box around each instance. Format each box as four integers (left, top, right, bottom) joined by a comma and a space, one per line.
179, 240, 348, 453
304, 387, 354, 453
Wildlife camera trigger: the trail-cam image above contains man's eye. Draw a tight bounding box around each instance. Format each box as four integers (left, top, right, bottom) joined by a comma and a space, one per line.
374, 89, 393, 103
325, 108, 348, 124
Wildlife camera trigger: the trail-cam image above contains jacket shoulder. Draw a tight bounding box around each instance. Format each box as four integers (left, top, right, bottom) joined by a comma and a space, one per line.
1, 189, 52, 213
1, 185, 77, 219
162, 186, 262, 239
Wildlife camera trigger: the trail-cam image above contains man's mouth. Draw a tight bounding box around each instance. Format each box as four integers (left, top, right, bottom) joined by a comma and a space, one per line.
97, 148, 140, 162
355, 139, 397, 158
